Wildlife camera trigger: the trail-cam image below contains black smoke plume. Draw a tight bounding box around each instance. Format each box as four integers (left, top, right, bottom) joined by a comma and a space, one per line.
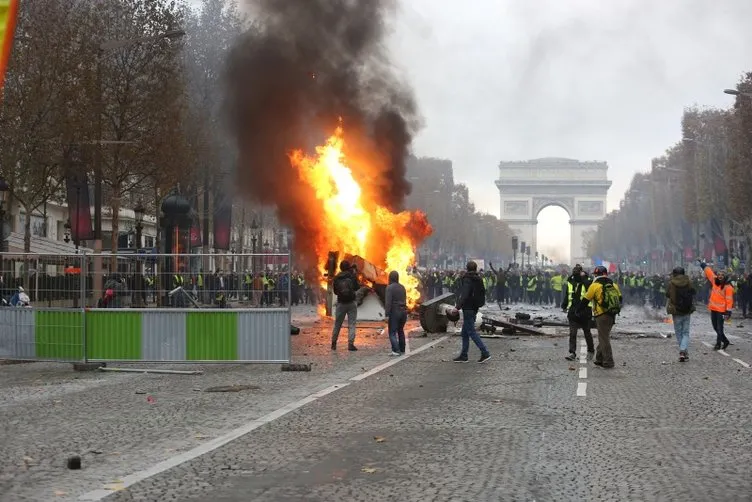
223, 0, 420, 271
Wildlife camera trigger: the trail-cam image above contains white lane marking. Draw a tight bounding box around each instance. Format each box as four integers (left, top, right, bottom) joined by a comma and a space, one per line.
579, 367, 587, 379
701, 342, 750, 368
79, 336, 448, 501
405, 332, 411, 354
350, 335, 448, 381
576, 382, 587, 397
579, 356, 587, 364
732, 358, 751, 368
580, 345, 587, 355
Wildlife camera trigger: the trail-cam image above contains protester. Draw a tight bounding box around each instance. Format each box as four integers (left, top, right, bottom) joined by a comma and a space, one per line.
384, 270, 408, 356
584, 265, 622, 368
666, 266, 696, 362
561, 264, 594, 361
453, 261, 491, 363
331, 260, 360, 351
699, 260, 733, 350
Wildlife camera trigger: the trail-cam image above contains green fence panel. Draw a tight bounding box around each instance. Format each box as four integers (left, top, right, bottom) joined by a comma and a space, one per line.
185, 312, 238, 360
35, 310, 84, 360
86, 311, 142, 360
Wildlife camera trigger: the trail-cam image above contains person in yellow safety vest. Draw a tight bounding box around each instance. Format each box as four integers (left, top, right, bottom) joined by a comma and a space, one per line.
636, 273, 646, 305
551, 271, 565, 307
173, 270, 185, 307
526, 273, 538, 304
196, 269, 204, 303
243, 270, 252, 301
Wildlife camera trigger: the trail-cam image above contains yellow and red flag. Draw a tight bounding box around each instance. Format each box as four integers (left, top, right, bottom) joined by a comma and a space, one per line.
0, 0, 19, 92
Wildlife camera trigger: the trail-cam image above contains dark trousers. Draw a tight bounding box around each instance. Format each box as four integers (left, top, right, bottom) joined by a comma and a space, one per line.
388, 310, 407, 353
594, 314, 615, 367
495, 285, 506, 304
710, 310, 729, 345
568, 319, 594, 354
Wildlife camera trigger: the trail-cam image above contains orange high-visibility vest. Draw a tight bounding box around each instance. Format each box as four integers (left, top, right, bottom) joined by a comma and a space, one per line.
704, 267, 734, 313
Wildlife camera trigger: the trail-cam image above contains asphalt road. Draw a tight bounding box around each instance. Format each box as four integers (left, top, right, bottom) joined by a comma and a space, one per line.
102, 311, 752, 502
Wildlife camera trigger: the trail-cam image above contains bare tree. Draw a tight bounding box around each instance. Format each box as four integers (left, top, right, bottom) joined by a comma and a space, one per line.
0, 0, 90, 251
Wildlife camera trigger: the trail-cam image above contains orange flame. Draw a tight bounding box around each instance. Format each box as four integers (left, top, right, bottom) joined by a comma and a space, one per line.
289, 126, 431, 308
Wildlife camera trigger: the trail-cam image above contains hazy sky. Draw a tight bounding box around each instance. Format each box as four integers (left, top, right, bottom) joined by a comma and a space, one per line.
195, 0, 752, 261
386, 0, 752, 261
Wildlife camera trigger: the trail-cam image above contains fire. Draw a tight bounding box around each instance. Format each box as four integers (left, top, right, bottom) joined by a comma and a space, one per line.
289, 126, 431, 308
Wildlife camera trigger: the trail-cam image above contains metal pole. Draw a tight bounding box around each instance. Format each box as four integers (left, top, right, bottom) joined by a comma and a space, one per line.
81, 250, 88, 362
92, 51, 104, 306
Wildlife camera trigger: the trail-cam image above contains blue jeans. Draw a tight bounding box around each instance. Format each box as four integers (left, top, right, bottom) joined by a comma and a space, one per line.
388, 310, 407, 353
672, 314, 690, 353
460, 310, 489, 357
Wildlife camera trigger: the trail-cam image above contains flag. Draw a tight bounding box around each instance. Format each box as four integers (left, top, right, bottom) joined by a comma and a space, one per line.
213, 191, 232, 251
64, 145, 94, 242
0, 0, 19, 93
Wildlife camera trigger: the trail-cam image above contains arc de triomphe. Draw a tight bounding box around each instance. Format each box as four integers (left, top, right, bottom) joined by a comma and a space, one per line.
496, 158, 611, 265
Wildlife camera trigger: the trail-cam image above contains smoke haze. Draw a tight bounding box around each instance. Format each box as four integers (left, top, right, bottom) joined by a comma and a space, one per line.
224, 0, 419, 237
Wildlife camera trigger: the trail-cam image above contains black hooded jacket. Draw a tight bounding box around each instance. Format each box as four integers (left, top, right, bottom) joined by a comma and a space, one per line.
456, 271, 483, 311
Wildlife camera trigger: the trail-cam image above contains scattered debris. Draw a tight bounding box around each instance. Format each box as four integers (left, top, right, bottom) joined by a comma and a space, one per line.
568, 365, 576, 371
66, 456, 81, 470
146, 395, 156, 404
135, 391, 146, 395
290, 325, 301, 335
361, 467, 377, 473
373, 436, 386, 443
54, 490, 68, 497
205, 385, 259, 393
99, 367, 202, 375
281, 363, 312, 372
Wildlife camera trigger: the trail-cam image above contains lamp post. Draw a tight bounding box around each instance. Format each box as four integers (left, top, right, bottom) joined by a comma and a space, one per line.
0, 178, 8, 253
520, 241, 526, 268
526, 245, 531, 268
133, 199, 145, 251
512, 236, 518, 266
250, 217, 260, 273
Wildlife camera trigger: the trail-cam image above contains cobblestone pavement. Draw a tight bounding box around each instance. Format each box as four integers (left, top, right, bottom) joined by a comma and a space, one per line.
0, 306, 439, 501
94, 306, 752, 502
3, 305, 752, 501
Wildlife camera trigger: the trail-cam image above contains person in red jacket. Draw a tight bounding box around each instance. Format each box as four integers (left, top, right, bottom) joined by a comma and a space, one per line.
700, 261, 733, 350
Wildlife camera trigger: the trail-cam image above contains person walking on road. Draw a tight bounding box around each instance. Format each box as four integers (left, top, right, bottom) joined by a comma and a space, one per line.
453, 261, 492, 364
384, 270, 408, 356
561, 264, 594, 361
331, 260, 361, 351
584, 265, 622, 369
666, 266, 696, 362
699, 260, 733, 350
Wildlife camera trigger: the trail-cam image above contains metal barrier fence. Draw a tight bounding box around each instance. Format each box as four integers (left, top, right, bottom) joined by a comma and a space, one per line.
0, 252, 293, 363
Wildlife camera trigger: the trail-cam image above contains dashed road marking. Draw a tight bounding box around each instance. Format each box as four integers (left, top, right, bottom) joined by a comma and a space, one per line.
79, 336, 449, 501
576, 382, 587, 396
702, 341, 750, 368
733, 358, 751, 368
577, 341, 587, 397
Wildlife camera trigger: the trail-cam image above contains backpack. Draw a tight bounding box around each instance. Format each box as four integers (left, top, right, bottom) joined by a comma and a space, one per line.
333, 274, 355, 302
674, 286, 694, 314
599, 280, 621, 316
472, 277, 486, 309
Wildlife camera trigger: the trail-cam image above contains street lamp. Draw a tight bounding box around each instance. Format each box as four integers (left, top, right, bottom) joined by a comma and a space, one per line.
512, 236, 518, 266
520, 240, 526, 268
250, 217, 260, 273
724, 88, 752, 98
134, 199, 145, 251
0, 178, 8, 253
